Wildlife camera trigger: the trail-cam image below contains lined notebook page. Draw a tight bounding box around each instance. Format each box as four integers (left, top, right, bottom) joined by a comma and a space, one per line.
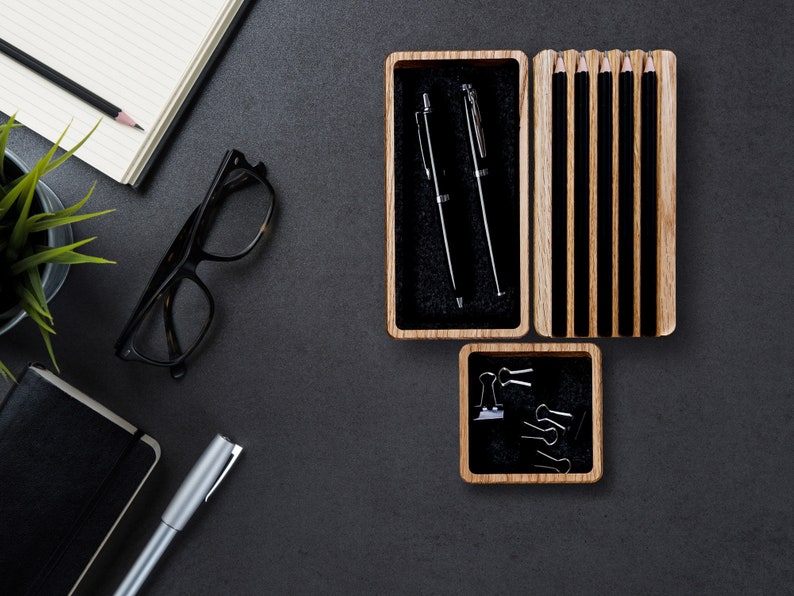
0, 0, 241, 184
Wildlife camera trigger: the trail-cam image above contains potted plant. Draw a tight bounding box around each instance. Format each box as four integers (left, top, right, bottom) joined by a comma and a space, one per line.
0, 115, 113, 379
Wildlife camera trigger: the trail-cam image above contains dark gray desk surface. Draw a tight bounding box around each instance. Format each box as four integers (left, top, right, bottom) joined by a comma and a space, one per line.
4, 1, 793, 594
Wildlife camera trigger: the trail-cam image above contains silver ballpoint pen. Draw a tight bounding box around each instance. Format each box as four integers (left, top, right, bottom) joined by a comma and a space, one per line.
416, 92, 465, 309
462, 84, 505, 297
115, 434, 243, 596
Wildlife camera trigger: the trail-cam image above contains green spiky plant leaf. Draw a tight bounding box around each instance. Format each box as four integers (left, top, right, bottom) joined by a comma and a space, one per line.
0, 116, 113, 380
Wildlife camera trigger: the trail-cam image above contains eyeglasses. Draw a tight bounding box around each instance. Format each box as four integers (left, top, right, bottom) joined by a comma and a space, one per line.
115, 149, 276, 379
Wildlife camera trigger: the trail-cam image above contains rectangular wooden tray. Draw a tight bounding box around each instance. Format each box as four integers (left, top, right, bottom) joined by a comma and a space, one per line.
385, 50, 530, 339
533, 49, 676, 337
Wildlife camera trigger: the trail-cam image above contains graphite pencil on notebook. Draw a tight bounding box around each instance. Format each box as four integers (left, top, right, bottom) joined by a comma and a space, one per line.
0, 0, 248, 186
640, 52, 658, 335
596, 52, 613, 336
617, 52, 634, 336
573, 52, 590, 336
551, 52, 568, 336
0, 37, 142, 130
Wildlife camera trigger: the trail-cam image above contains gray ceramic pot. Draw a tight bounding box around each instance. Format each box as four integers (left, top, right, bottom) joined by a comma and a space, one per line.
0, 149, 73, 335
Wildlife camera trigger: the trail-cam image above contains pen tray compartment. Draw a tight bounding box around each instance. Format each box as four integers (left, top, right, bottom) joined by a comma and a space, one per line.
532, 49, 677, 338
385, 51, 530, 338
459, 342, 603, 484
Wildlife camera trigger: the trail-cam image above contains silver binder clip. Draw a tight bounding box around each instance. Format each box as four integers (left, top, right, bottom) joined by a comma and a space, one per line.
497, 366, 533, 388
535, 450, 571, 474
521, 422, 558, 446
535, 404, 574, 432
474, 372, 503, 420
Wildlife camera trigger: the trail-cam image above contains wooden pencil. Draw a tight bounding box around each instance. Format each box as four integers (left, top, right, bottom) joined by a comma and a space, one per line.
617, 52, 634, 336
640, 52, 658, 335
0, 37, 142, 129
596, 52, 613, 336
551, 53, 568, 336
573, 52, 590, 336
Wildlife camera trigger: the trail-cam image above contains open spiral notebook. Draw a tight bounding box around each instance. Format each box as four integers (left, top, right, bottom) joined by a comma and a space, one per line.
0, 0, 247, 186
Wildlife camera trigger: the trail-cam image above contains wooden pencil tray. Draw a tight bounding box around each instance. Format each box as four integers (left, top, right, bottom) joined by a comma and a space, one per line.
459, 342, 603, 484
533, 49, 677, 337
385, 51, 530, 339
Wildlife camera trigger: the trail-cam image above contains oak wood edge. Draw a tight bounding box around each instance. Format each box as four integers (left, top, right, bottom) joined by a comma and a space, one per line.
386, 49, 529, 64
384, 52, 398, 338
655, 50, 677, 336
459, 342, 603, 484
389, 324, 531, 340
532, 50, 555, 337
384, 50, 531, 340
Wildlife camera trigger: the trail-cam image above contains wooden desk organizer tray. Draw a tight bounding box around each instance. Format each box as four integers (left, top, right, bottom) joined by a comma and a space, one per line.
386, 49, 675, 338
533, 49, 677, 337
385, 51, 530, 339
459, 343, 602, 484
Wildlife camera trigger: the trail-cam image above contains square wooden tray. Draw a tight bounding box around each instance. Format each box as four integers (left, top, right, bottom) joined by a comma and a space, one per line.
459, 342, 603, 483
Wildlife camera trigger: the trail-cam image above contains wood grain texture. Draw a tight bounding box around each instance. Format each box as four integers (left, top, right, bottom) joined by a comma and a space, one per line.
630, 49, 645, 337
532, 50, 555, 337
655, 49, 677, 335
384, 50, 530, 339
533, 49, 676, 337
459, 342, 603, 484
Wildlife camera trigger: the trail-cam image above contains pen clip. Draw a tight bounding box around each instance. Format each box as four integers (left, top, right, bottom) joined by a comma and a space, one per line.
205, 443, 243, 502
463, 84, 486, 158
415, 111, 431, 180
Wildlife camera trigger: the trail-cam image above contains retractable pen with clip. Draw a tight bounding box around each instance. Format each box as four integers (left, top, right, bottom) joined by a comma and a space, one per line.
462, 83, 504, 297
416, 92, 465, 308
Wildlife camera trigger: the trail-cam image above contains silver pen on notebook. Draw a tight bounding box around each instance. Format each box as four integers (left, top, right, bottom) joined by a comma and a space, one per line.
115, 434, 243, 596
462, 83, 505, 297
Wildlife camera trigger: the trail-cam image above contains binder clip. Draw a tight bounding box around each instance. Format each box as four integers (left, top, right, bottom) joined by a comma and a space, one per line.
535, 450, 571, 474
474, 372, 503, 420
521, 421, 558, 446
536, 403, 574, 432
497, 366, 533, 388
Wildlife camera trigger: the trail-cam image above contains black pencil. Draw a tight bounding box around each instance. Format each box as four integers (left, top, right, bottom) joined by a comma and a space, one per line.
573, 52, 590, 336
0, 37, 143, 130
617, 52, 634, 336
640, 51, 658, 335
596, 52, 613, 336
551, 52, 568, 337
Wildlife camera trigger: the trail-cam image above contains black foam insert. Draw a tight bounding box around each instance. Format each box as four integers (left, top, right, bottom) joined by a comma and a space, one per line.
467, 353, 593, 475
393, 59, 522, 329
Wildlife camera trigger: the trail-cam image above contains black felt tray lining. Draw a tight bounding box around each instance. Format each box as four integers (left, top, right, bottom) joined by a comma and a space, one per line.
393, 59, 522, 330
466, 353, 594, 475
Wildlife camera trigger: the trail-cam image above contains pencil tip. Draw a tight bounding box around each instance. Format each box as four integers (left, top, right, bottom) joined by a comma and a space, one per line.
116, 111, 142, 129
622, 53, 632, 73
644, 52, 655, 73
600, 52, 611, 73
577, 53, 587, 72
555, 53, 565, 73
134, 123, 144, 131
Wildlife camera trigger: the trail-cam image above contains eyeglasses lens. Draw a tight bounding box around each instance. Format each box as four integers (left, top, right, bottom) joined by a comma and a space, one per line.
198, 168, 274, 258
132, 278, 211, 363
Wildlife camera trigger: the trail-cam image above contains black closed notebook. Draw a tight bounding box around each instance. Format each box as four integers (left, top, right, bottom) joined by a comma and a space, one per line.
0, 365, 159, 595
